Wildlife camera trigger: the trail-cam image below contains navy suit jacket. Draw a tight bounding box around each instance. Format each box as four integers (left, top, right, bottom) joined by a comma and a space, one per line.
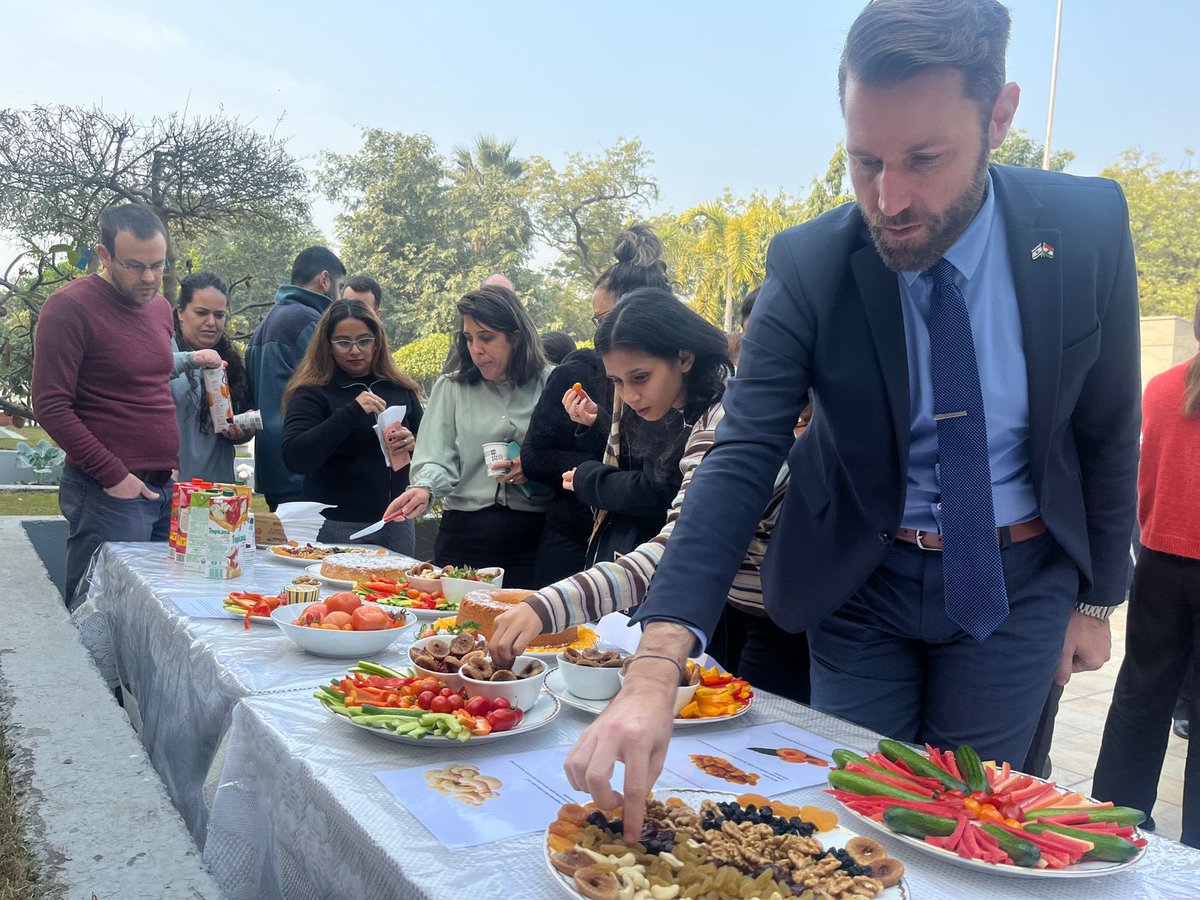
633, 164, 1140, 637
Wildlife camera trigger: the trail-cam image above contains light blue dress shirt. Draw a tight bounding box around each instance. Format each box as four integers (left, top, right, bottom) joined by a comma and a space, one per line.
898, 173, 1039, 532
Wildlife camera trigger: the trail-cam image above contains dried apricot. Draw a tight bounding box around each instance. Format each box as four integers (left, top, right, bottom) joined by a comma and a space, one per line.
557, 803, 590, 826
548, 819, 580, 838
547, 832, 575, 853
799, 805, 839, 832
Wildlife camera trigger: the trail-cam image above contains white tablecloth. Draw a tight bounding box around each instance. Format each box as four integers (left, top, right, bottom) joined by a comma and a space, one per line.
77, 543, 1200, 899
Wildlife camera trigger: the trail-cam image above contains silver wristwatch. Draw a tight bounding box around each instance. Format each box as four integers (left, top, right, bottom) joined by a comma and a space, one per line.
1074, 602, 1117, 620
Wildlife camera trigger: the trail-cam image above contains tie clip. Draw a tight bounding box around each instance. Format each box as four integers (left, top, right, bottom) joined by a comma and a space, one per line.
934, 411, 968, 421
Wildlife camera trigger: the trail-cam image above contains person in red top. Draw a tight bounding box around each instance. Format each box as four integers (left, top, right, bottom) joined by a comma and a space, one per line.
32, 204, 221, 604
1092, 300, 1200, 848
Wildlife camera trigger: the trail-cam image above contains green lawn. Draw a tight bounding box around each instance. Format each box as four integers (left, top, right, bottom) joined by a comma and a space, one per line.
0, 491, 269, 517
0, 427, 54, 452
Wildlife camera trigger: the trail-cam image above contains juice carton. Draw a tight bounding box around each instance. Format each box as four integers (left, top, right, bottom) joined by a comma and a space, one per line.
185, 490, 250, 579
203, 367, 235, 433
169, 478, 212, 561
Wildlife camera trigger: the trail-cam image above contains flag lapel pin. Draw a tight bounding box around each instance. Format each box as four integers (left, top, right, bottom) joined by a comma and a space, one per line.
1031, 242, 1055, 260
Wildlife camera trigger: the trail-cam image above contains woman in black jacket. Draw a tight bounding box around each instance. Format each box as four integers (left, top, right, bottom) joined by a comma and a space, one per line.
522, 225, 672, 585
281, 300, 423, 555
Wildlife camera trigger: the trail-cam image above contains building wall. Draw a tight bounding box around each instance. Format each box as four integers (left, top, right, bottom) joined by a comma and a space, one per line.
1140, 316, 1196, 390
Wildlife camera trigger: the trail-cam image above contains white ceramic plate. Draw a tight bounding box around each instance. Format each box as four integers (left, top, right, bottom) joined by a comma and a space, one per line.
838, 787, 1145, 879
332, 690, 560, 746
266, 543, 385, 567
271, 601, 413, 657
543, 788, 909, 899
544, 668, 753, 728
304, 563, 358, 587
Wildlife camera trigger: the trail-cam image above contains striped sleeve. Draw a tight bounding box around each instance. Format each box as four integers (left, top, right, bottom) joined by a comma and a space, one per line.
522, 402, 724, 634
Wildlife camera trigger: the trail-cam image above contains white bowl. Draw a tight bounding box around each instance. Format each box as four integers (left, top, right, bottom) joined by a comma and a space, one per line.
459, 654, 547, 711
270, 601, 412, 658
404, 563, 447, 595
619, 666, 699, 716
406, 635, 473, 690
556, 652, 623, 700
440, 567, 505, 603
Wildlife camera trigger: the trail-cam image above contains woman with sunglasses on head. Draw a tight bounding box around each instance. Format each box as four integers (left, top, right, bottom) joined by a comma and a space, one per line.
282, 299, 423, 555
522, 225, 672, 586
169, 272, 254, 482
385, 285, 552, 587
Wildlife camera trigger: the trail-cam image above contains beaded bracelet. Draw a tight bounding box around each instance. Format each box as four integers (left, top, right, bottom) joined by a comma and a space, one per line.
626, 653, 687, 687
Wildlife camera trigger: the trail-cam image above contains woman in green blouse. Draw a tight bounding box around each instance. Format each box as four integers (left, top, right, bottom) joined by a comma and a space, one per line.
385, 285, 552, 587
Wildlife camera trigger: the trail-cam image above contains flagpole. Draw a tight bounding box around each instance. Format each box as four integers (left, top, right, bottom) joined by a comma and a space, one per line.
1042, 0, 1065, 169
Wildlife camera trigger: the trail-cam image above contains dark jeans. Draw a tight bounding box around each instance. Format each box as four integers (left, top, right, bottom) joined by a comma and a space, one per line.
709, 605, 811, 704
434, 505, 545, 589
808, 532, 1076, 765
1093, 548, 1200, 847
532, 523, 588, 589
59, 465, 172, 607
317, 518, 416, 558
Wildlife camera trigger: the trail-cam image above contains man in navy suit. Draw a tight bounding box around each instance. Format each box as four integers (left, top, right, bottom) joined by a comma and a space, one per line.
565, 0, 1140, 842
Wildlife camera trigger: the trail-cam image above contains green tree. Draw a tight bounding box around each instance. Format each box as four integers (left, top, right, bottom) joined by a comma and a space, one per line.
523, 138, 658, 283
992, 128, 1075, 172
0, 105, 309, 301
393, 333, 453, 393
1103, 150, 1200, 318
803, 143, 856, 219
321, 129, 533, 345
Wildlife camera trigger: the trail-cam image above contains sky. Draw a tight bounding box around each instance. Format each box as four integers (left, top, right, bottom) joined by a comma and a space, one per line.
1, 0, 1197, 262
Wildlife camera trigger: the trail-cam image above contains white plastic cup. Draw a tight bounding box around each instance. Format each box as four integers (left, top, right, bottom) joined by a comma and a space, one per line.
482, 442, 508, 477
231, 410, 263, 431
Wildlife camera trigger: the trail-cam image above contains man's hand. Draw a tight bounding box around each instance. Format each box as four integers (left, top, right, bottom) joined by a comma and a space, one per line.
563, 621, 693, 842
1055, 610, 1112, 686
104, 473, 158, 500
192, 349, 223, 369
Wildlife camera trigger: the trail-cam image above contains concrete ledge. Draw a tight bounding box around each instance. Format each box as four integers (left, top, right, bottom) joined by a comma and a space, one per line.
0, 519, 224, 899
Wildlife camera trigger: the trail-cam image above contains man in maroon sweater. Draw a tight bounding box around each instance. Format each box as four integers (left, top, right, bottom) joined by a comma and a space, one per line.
32, 205, 220, 603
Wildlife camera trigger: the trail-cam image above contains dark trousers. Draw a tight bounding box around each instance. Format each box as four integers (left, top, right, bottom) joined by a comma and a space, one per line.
807, 532, 1076, 765
708, 605, 811, 704
434, 505, 545, 589
59, 465, 172, 607
317, 518, 416, 558
1093, 548, 1200, 847
532, 523, 588, 589
263, 491, 302, 512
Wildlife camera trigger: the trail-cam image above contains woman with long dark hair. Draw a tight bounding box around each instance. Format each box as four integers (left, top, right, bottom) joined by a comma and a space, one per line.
490, 289, 813, 703
170, 272, 253, 482
282, 299, 423, 555
523, 226, 676, 585
1093, 301, 1200, 847
385, 285, 552, 585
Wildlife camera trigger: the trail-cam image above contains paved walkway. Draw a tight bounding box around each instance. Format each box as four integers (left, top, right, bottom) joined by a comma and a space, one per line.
1051, 604, 1188, 840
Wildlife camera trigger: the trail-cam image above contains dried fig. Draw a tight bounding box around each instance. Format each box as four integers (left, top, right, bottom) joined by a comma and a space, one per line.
572, 867, 619, 900
869, 857, 904, 888
490, 669, 516, 682
846, 836, 887, 866
449, 633, 477, 656
461, 664, 489, 681
425, 638, 451, 660
550, 849, 594, 877
443, 655, 463, 671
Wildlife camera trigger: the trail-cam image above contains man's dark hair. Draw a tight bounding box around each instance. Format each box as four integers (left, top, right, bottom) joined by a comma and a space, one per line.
838, 0, 1011, 117
740, 287, 760, 328
540, 331, 576, 365
345, 274, 383, 307
99, 204, 168, 254
290, 246, 346, 288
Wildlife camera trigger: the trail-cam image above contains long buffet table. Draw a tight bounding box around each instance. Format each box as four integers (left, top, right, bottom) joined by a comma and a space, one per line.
77, 542, 1200, 900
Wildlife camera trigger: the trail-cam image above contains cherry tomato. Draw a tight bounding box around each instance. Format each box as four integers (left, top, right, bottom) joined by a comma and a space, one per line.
417, 691, 436, 710
486, 708, 519, 732
464, 695, 491, 717
406, 589, 420, 600
490, 697, 511, 711
430, 695, 451, 714
439, 687, 454, 697
446, 694, 464, 711
419, 592, 432, 601
416, 678, 441, 695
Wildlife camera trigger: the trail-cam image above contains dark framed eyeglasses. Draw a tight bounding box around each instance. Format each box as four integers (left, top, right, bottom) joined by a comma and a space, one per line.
115, 258, 167, 275
330, 337, 376, 352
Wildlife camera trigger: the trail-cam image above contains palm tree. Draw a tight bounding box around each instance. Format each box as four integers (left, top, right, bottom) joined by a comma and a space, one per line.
676, 196, 789, 331
451, 134, 525, 184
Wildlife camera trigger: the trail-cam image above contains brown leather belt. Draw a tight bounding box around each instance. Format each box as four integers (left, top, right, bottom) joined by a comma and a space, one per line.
895, 517, 1046, 552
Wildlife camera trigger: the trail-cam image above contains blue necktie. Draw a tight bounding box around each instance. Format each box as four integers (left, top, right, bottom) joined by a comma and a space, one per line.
925, 258, 1009, 641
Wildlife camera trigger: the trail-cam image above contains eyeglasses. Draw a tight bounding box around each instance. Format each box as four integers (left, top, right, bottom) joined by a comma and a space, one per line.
590, 310, 611, 327
115, 258, 167, 276
330, 337, 376, 353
